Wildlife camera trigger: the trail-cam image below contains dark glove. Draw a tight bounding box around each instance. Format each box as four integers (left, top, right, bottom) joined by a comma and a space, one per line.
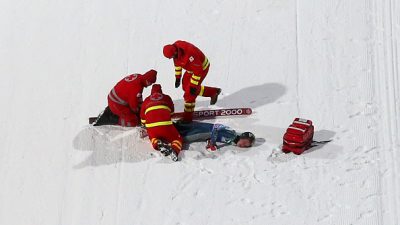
190, 87, 198, 96
175, 78, 181, 88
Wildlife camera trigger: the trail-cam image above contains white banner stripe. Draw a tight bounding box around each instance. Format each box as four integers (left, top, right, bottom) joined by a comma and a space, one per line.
288, 126, 306, 133
293, 121, 311, 126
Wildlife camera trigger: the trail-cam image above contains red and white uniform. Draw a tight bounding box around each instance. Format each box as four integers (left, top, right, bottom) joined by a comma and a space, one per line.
172, 40, 210, 78
140, 84, 183, 154
165, 40, 220, 122
108, 70, 157, 127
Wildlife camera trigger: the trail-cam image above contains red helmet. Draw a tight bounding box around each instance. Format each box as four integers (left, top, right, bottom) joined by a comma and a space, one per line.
151, 84, 162, 94
163, 44, 177, 58
142, 69, 157, 86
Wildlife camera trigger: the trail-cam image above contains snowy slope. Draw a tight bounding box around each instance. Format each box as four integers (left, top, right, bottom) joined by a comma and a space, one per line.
0, 0, 399, 225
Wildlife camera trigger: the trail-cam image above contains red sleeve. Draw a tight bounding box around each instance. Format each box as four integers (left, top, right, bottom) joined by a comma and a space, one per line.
174, 41, 191, 66
173, 59, 182, 79
175, 41, 206, 75
127, 84, 144, 113
140, 99, 147, 124
128, 96, 139, 113
166, 95, 174, 113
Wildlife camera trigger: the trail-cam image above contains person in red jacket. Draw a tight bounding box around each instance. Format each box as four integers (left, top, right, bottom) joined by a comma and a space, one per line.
106, 69, 157, 127
163, 40, 221, 122
140, 84, 183, 161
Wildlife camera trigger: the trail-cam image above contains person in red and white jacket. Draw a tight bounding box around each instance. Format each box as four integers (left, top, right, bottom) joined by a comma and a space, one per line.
107, 69, 157, 127
140, 84, 183, 157
163, 40, 221, 122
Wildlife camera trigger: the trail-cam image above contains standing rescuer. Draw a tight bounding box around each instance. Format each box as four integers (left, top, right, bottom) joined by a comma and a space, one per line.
163, 40, 221, 122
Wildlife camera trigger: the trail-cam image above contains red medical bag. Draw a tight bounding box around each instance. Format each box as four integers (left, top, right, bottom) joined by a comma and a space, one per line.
282, 118, 314, 155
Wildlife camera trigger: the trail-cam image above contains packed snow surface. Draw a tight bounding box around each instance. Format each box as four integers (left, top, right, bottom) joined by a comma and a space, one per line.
0, 0, 399, 225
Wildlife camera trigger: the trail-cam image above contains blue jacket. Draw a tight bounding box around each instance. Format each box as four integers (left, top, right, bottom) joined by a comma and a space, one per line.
174, 122, 239, 145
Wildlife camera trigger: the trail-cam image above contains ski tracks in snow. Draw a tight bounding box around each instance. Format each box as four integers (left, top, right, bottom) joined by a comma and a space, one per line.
289, 0, 399, 224
373, 0, 400, 224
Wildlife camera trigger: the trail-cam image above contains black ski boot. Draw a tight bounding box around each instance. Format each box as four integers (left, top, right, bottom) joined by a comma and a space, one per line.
158, 141, 179, 162
210, 88, 221, 105
93, 106, 119, 126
